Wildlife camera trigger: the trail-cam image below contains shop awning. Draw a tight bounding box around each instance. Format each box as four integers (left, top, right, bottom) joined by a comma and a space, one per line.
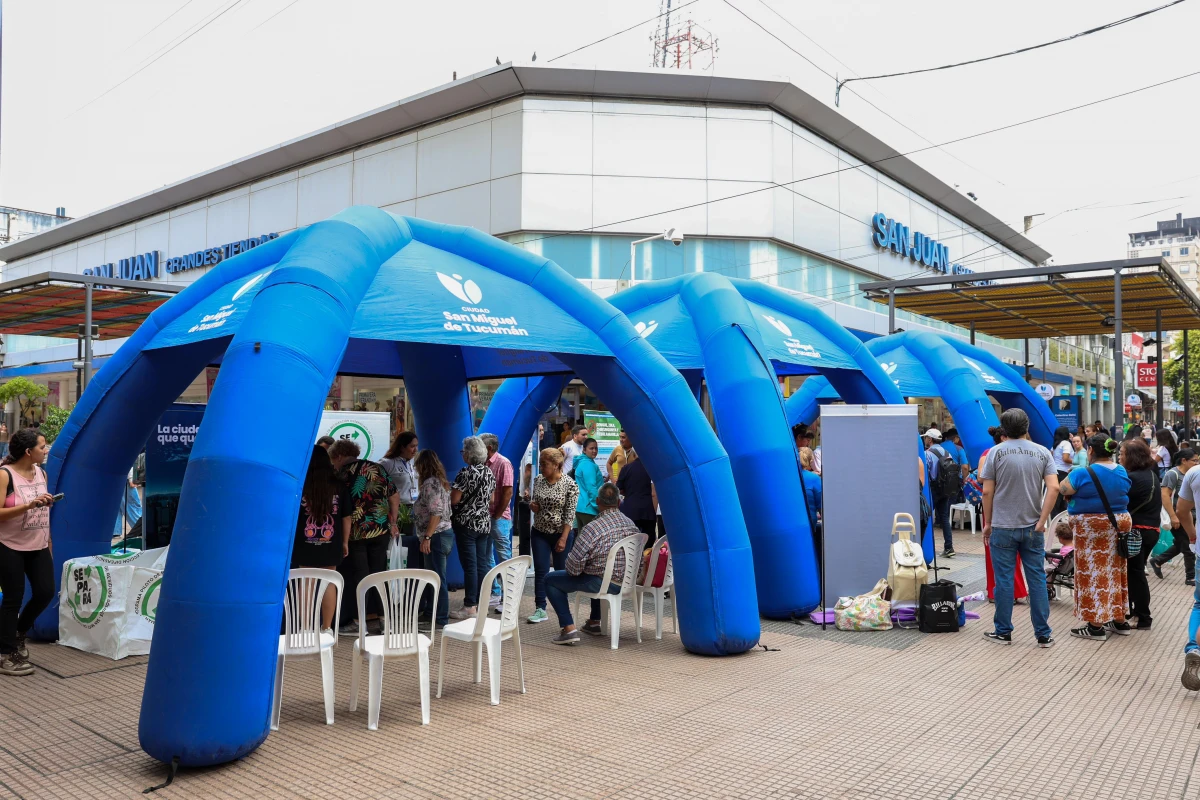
859, 258, 1200, 339
0, 272, 181, 339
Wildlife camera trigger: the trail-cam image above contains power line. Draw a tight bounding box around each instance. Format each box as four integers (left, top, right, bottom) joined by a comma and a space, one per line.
68, 0, 249, 118
513, 64, 1200, 251
549, 0, 702, 63
120, 0, 201, 55
836, 0, 1190, 105
250, 0, 307, 34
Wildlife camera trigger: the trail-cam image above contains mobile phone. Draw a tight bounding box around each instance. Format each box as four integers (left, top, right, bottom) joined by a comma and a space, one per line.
51, 492, 65, 502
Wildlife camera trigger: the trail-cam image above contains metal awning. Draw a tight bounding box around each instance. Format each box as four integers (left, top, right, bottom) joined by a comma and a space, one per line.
0, 271, 180, 338
859, 258, 1200, 339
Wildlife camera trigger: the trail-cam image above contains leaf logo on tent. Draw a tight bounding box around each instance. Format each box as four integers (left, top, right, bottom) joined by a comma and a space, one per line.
232, 270, 271, 302
962, 357, 1001, 385
761, 314, 793, 338
635, 320, 658, 338
879, 361, 898, 375
437, 272, 483, 305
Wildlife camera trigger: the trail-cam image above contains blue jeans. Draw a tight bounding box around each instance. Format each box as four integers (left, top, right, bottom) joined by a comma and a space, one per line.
545, 570, 620, 628
935, 494, 953, 551
488, 518, 513, 598
1186, 575, 1200, 655
531, 528, 575, 610
425, 530, 454, 626
990, 526, 1051, 639
454, 522, 492, 608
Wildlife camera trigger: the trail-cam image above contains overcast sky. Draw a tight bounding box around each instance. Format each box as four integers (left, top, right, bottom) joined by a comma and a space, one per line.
4, 0, 1197, 264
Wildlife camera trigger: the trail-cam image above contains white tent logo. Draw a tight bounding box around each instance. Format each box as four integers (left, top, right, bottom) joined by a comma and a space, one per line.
437, 272, 483, 305
880, 361, 898, 375
962, 357, 1000, 385
762, 314, 792, 337
232, 270, 270, 302
635, 320, 658, 338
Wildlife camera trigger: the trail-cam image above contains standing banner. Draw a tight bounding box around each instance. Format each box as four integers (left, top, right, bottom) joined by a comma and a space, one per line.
317, 411, 391, 461
59, 547, 168, 660
144, 403, 205, 549
584, 410, 622, 478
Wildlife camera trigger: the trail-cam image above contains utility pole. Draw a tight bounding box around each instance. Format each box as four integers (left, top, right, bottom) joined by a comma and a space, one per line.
650, 0, 718, 69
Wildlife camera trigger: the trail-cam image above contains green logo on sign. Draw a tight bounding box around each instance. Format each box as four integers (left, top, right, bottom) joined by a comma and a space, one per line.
329, 422, 374, 459
140, 577, 162, 623
67, 562, 110, 626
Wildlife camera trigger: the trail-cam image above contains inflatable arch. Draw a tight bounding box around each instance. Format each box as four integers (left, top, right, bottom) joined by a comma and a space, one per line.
41, 208, 759, 767
482, 273, 903, 619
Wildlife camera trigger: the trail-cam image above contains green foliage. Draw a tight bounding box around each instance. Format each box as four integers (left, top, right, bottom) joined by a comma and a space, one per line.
1162, 332, 1200, 413
0, 377, 48, 420
41, 404, 74, 444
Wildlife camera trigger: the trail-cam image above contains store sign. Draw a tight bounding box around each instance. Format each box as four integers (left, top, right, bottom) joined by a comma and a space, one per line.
164, 233, 279, 274
1124, 333, 1144, 360
84, 251, 159, 280
1103, 389, 1110, 402
1137, 362, 1158, 388
1034, 383, 1054, 400
870, 212, 991, 283
1127, 394, 1142, 407
1075, 384, 1085, 396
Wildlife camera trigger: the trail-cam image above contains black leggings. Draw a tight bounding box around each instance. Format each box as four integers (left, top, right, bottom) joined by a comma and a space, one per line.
0, 543, 54, 654
339, 535, 389, 622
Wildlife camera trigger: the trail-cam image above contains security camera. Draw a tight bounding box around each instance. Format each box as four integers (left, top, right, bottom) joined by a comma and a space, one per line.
664, 227, 684, 246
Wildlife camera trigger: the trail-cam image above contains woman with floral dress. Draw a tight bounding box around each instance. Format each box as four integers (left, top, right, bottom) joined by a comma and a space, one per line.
412, 449, 455, 627
526, 448, 579, 624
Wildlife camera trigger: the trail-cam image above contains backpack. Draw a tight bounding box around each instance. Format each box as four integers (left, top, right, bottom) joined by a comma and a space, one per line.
930, 445, 960, 499
918, 580, 961, 633
887, 513, 928, 605
962, 471, 983, 508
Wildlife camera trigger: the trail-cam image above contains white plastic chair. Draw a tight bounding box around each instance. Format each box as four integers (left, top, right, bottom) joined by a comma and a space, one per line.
573, 532, 648, 650
271, 569, 343, 730
348, 568, 440, 730
634, 536, 677, 642
437, 555, 531, 705
950, 502, 976, 535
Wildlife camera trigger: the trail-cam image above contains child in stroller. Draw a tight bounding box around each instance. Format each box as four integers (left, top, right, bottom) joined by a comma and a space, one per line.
1046, 520, 1075, 601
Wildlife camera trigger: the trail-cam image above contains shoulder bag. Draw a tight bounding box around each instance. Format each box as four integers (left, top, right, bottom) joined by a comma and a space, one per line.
1085, 465, 1139, 559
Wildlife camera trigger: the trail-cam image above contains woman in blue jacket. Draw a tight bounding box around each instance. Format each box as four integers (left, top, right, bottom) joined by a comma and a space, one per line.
573, 438, 604, 532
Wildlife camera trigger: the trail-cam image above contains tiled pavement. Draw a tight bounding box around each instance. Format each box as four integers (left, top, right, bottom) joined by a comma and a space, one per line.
3, 529, 1200, 799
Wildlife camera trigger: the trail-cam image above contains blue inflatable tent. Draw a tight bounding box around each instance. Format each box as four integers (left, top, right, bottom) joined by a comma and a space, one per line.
40, 208, 760, 767
481, 273, 904, 619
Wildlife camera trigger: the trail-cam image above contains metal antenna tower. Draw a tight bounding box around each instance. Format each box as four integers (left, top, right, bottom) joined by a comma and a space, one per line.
649, 0, 718, 70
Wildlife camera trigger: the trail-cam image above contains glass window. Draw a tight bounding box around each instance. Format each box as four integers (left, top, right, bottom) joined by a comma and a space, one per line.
1163, 250, 1171, 257
1182, 247, 1190, 255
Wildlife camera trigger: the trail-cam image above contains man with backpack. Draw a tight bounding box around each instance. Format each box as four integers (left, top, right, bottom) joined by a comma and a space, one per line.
923, 428, 961, 558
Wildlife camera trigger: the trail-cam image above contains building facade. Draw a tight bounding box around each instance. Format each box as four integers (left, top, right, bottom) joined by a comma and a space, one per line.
1130, 213, 1200, 291
0, 65, 1110, 426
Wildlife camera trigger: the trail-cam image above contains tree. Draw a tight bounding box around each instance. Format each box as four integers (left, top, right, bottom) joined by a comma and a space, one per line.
1162, 332, 1200, 418
41, 404, 74, 444
0, 377, 48, 423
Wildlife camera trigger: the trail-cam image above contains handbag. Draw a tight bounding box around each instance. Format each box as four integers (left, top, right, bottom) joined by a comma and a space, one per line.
386, 537, 408, 570
918, 580, 961, 633
834, 579, 893, 631
1085, 465, 1139, 559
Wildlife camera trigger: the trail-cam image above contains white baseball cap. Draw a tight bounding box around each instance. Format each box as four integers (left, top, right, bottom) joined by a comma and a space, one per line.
922, 428, 943, 441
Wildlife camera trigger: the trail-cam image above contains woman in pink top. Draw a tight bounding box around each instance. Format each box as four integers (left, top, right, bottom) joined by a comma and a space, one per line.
0, 429, 57, 677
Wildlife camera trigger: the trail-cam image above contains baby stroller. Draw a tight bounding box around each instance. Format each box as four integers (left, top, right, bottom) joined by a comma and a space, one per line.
1044, 510, 1074, 601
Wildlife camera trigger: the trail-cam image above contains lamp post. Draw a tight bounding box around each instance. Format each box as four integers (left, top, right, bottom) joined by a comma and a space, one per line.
625, 228, 684, 291
1092, 341, 1105, 425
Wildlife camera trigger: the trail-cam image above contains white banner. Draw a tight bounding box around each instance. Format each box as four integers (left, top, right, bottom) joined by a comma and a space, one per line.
317, 411, 391, 461
59, 548, 168, 660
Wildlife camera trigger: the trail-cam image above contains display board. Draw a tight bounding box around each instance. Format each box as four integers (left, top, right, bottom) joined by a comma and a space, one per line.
59, 547, 168, 660
316, 411, 391, 461
1050, 396, 1079, 431
144, 404, 205, 549
584, 410, 622, 478
820, 404, 919, 609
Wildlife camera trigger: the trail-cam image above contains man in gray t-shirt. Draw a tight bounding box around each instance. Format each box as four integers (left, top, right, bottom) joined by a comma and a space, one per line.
1151, 450, 1197, 584
979, 409, 1059, 647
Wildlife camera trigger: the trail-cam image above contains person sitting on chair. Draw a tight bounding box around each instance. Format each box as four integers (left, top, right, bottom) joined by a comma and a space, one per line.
545, 482, 640, 645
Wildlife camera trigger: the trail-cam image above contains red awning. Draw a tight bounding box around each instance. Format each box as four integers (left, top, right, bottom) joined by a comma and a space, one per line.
0, 274, 179, 339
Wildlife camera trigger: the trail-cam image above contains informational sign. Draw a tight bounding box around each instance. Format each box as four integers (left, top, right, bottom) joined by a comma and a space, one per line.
1035, 383, 1054, 400
317, 411, 391, 461
584, 410, 622, 478
1137, 362, 1158, 388
1074, 384, 1085, 396
1124, 333, 1144, 360
145, 404, 205, 549
356, 390, 378, 406
1127, 394, 1143, 407
1049, 396, 1079, 430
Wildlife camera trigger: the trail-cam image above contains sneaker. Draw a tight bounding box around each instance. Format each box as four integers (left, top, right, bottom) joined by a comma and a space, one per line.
983, 631, 1012, 645
0, 653, 32, 677
449, 606, 476, 621
941, 549, 956, 558
338, 621, 360, 637
526, 608, 548, 624
320, 627, 333, 640
1105, 621, 1133, 637
1037, 636, 1055, 649
14, 632, 28, 659
1134, 617, 1152, 630
1188, 578, 1197, 587
1183, 651, 1200, 691
366, 619, 384, 635
1150, 559, 1165, 580
1070, 624, 1108, 641
580, 620, 603, 637
551, 629, 580, 646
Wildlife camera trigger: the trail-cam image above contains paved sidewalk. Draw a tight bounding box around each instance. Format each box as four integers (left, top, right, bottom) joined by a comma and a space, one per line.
2, 530, 1199, 799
